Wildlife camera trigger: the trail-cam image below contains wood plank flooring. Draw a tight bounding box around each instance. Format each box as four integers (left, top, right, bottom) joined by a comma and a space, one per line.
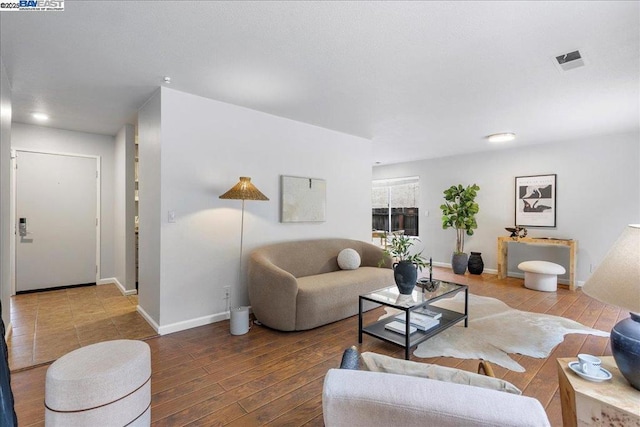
9, 269, 618, 426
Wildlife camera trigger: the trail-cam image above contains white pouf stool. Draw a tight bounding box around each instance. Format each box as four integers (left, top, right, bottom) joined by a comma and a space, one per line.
45, 339, 151, 427
518, 261, 565, 292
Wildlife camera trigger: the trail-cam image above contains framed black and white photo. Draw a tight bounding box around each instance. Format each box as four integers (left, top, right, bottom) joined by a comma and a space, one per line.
515, 174, 556, 227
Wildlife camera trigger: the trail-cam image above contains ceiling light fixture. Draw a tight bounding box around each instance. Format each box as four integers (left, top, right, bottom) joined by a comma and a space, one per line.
163, 76, 171, 84
32, 113, 49, 121
487, 132, 516, 143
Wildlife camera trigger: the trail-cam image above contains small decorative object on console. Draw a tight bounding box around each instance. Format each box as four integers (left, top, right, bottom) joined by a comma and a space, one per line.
505, 226, 528, 238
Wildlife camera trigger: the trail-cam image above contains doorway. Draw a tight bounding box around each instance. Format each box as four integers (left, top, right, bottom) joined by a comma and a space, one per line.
13, 150, 100, 293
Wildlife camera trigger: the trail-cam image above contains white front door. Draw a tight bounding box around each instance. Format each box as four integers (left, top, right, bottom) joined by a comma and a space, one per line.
15, 150, 99, 292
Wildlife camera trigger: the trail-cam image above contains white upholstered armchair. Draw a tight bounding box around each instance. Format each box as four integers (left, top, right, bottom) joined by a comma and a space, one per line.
322, 352, 551, 427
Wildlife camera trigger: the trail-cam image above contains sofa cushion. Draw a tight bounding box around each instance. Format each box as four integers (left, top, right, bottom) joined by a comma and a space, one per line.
361, 352, 521, 395
337, 248, 361, 270
295, 267, 393, 330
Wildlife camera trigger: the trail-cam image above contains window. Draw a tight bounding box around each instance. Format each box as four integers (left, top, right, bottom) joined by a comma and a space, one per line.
372, 177, 419, 237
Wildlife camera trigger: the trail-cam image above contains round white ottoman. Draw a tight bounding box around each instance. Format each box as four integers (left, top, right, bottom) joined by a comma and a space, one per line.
45, 339, 151, 427
518, 261, 566, 292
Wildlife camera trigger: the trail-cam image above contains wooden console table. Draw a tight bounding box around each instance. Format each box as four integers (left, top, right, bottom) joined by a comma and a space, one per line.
557, 357, 640, 427
497, 236, 577, 290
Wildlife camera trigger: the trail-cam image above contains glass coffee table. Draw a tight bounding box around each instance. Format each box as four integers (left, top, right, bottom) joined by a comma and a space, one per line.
359, 281, 468, 360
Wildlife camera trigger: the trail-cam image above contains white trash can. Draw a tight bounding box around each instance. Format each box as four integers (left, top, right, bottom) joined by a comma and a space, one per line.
230, 306, 250, 335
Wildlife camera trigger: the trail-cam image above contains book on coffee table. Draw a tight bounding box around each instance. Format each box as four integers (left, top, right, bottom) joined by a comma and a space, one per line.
394, 312, 440, 331
385, 320, 417, 334
412, 307, 443, 320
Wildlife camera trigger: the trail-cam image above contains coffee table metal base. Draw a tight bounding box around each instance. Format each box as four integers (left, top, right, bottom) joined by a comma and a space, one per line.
358, 283, 468, 360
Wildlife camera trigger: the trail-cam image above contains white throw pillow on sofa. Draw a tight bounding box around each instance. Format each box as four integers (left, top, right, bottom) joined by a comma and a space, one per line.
337, 248, 361, 270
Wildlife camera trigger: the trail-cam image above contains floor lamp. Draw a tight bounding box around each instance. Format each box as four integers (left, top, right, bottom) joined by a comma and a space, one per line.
219, 177, 269, 335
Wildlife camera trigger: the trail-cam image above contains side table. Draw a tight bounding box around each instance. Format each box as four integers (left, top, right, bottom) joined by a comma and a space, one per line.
557, 357, 640, 427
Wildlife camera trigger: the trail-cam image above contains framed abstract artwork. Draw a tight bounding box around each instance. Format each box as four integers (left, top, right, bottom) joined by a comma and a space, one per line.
280, 175, 326, 222
515, 174, 556, 227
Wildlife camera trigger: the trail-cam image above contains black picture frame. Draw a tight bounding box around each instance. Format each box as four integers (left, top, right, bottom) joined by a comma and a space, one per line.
515, 174, 557, 228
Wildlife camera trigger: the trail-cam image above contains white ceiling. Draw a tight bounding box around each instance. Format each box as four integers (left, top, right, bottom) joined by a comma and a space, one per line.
1, 1, 638, 164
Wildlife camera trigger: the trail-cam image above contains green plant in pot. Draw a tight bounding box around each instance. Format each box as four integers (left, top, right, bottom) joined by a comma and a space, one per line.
440, 183, 480, 275
382, 234, 429, 295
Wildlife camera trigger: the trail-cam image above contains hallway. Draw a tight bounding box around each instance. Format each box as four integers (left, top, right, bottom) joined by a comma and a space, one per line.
7, 283, 157, 371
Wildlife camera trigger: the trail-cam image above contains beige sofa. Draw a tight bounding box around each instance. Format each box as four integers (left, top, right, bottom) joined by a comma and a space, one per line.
248, 238, 393, 331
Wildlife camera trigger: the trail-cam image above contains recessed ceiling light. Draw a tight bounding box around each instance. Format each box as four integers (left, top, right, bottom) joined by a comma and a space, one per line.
32, 113, 49, 121
163, 76, 171, 84
487, 132, 516, 143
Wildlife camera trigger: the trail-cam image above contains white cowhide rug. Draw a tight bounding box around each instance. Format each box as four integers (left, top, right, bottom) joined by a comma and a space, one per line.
381, 293, 609, 372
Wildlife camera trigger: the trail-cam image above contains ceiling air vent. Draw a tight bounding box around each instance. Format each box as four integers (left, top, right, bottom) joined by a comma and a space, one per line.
554, 50, 585, 71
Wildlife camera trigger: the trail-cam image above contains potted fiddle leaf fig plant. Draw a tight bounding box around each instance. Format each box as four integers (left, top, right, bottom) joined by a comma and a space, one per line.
440, 183, 480, 275
382, 234, 429, 295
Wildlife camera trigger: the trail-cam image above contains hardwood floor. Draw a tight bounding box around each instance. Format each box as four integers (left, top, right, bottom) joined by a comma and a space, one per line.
9, 269, 617, 426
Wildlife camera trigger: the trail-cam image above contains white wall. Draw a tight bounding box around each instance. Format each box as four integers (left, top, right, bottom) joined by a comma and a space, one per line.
11, 123, 116, 280
114, 124, 136, 292
373, 132, 640, 284
0, 58, 12, 329
137, 91, 162, 325
137, 87, 373, 333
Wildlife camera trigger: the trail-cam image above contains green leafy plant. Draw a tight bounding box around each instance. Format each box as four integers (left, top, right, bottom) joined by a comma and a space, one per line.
440, 184, 480, 254
380, 234, 429, 270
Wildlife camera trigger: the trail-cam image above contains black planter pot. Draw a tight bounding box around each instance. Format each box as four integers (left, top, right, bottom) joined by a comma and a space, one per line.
393, 261, 418, 295
468, 252, 484, 275
451, 253, 468, 275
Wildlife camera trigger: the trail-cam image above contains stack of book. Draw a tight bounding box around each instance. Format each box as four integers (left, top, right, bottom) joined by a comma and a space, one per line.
393, 309, 441, 331
413, 307, 442, 319
384, 321, 417, 334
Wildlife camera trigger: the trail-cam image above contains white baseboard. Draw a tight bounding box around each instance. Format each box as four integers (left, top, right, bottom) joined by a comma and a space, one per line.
431, 263, 583, 286
136, 305, 160, 333
431, 261, 497, 275
98, 277, 137, 296
156, 311, 230, 335
506, 271, 581, 287
135, 305, 255, 336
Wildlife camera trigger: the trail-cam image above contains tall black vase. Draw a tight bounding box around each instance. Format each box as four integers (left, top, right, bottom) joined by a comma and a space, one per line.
393, 261, 418, 295
468, 252, 484, 275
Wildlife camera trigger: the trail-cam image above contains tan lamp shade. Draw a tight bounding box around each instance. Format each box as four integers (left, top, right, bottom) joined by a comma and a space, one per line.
219, 177, 269, 201
582, 224, 640, 314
